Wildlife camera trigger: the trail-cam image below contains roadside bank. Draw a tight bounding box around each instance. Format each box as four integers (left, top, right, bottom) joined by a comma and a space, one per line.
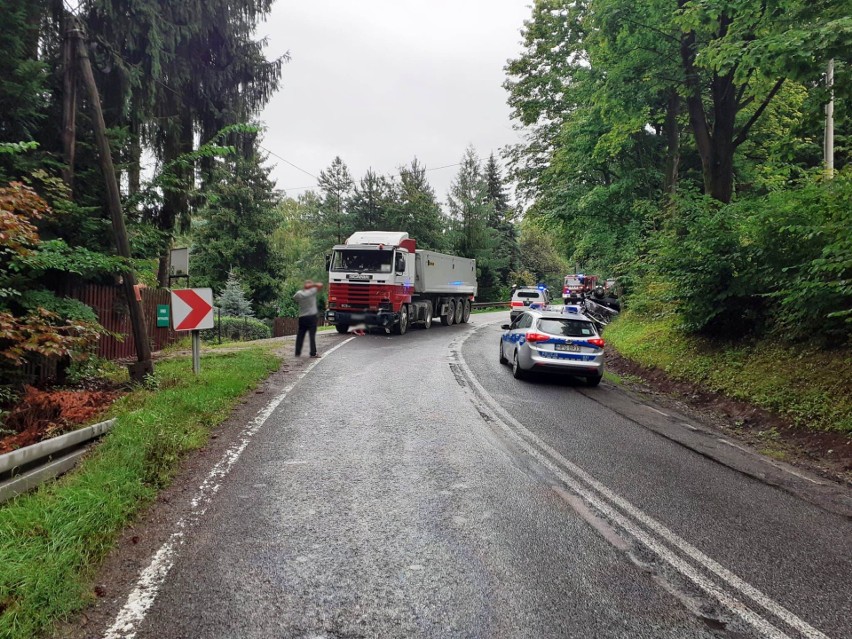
604, 312, 852, 483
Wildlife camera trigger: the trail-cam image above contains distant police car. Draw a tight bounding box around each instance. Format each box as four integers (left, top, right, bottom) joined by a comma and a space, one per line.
509, 286, 552, 322
499, 305, 605, 385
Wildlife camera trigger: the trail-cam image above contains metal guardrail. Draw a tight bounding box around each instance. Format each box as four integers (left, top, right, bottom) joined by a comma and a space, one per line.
471, 302, 510, 310
0, 418, 115, 504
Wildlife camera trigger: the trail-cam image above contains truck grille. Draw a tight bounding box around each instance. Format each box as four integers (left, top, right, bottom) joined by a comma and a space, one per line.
328, 283, 391, 310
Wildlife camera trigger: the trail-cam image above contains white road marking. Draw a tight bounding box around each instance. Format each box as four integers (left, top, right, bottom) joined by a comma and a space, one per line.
102, 337, 355, 639
645, 406, 670, 417
454, 325, 831, 639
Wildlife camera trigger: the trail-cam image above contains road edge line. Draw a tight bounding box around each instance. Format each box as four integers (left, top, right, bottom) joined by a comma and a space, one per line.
102, 337, 355, 639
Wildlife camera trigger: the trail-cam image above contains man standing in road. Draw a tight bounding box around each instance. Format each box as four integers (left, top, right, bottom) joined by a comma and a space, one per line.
293, 279, 323, 358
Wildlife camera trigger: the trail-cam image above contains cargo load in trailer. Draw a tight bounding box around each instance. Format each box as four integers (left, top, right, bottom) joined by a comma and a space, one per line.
325, 231, 477, 335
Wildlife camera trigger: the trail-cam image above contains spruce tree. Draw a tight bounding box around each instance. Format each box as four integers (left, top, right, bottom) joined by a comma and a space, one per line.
217, 269, 255, 317
192, 142, 283, 316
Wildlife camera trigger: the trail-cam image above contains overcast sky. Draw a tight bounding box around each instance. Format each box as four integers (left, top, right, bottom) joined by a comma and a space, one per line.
257, 1, 531, 205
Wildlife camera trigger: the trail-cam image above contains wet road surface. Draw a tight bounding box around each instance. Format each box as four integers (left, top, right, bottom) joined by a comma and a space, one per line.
101, 312, 851, 639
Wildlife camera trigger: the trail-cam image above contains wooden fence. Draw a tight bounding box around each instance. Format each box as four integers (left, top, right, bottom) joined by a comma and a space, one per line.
70, 285, 180, 360
273, 316, 329, 337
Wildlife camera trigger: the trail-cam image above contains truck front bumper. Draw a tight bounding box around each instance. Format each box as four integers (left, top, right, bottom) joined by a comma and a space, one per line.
326, 309, 398, 328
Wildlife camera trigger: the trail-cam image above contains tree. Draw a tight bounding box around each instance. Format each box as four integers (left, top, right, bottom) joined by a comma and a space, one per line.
348, 168, 394, 231
191, 144, 283, 316
483, 153, 520, 283
448, 147, 508, 300
393, 158, 447, 250
673, 0, 849, 202
216, 269, 254, 317
317, 156, 354, 244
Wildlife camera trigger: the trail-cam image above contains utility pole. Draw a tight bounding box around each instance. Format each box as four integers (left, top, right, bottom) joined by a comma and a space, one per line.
825, 59, 835, 178
72, 26, 154, 381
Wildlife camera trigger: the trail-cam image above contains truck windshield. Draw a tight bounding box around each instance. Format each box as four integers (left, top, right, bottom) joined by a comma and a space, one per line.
564, 276, 583, 288
330, 249, 393, 273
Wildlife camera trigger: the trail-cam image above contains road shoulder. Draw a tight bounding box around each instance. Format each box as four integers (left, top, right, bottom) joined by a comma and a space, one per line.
53, 332, 350, 639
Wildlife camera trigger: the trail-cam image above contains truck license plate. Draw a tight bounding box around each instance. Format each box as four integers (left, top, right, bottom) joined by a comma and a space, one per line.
555, 343, 581, 352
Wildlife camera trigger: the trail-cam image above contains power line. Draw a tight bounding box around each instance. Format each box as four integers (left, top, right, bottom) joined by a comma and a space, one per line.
279, 161, 463, 192
259, 146, 318, 180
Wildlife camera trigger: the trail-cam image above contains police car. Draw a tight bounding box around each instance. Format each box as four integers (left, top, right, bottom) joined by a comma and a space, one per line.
499, 305, 605, 385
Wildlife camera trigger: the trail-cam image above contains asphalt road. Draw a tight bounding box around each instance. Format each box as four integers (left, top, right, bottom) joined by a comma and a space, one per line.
100, 312, 851, 639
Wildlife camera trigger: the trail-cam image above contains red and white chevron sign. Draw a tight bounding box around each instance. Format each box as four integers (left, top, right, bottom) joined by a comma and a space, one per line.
170, 288, 214, 331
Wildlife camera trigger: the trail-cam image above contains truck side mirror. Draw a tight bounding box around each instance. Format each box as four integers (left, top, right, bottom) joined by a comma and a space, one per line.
325, 254, 331, 271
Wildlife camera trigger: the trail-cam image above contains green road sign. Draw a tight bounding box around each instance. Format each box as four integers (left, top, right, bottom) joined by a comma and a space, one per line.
157, 304, 170, 328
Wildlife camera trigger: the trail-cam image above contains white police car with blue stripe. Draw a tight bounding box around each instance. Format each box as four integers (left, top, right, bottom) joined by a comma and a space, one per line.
499, 305, 605, 385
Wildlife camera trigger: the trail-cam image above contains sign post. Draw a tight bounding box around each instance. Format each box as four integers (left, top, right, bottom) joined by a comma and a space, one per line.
170, 288, 214, 375
192, 330, 201, 375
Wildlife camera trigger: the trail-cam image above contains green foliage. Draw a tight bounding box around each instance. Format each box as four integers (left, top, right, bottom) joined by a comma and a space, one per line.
606, 312, 852, 434
216, 270, 255, 318
0, 349, 280, 639
647, 173, 852, 341
14, 239, 127, 276
200, 316, 271, 342
17, 290, 98, 324
191, 143, 284, 317
506, 0, 849, 345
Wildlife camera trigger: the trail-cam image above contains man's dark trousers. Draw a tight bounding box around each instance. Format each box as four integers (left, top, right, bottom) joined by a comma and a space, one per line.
295, 314, 318, 356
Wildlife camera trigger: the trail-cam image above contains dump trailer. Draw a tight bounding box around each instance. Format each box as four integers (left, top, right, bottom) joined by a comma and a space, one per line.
325, 231, 477, 335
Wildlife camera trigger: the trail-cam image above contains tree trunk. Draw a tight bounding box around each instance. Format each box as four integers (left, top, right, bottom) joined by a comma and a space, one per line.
679, 12, 737, 204
157, 106, 194, 287
663, 91, 680, 195
61, 20, 77, 193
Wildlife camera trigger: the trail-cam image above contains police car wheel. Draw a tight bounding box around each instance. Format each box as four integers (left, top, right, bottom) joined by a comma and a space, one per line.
499, 340, 508, 365
512, 350, 526, 380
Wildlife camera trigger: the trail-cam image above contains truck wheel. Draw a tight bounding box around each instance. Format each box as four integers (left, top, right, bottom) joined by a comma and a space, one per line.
422, 303, 433, 329
499, 340, 508, 365
335, 324, 349, 334
462, 299, 471, 323
454, 297, 464, 324
442, 299, 455, 326
393, 304, 409, 335
512, 350, 526, 380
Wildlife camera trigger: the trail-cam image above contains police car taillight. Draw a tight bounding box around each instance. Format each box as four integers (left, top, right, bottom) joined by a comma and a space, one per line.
525, 332, 550, 343
510, 301, 524, 307
588, 338, 605, 348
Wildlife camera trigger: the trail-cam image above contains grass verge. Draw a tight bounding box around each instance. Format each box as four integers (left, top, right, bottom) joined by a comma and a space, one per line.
0, 348, 280, 639
605, 312, 852, 434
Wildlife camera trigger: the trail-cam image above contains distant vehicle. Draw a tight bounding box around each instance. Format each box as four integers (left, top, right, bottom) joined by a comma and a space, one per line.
325, 231, 477, 334
605, 278, 617, 292
562, 274, 598, 304
499, 305, 605, 385
510, 286, 553, 322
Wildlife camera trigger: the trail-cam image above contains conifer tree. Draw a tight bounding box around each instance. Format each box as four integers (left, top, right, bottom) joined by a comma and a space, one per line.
216, 269, 255, 317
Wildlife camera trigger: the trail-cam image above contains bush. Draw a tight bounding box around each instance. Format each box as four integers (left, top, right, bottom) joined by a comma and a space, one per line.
199, 315, 271, 342
651, 190, 764, 336
645, 173, 852, 343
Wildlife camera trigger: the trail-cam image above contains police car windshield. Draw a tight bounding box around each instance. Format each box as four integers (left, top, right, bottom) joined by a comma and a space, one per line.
538, 318, 597, 337
515, 291, 542, 298
331, 249, 393, 273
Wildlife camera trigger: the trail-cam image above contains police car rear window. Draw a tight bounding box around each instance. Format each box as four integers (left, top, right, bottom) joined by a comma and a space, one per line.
538, 318, 596, 337
514, 291, 541, 298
